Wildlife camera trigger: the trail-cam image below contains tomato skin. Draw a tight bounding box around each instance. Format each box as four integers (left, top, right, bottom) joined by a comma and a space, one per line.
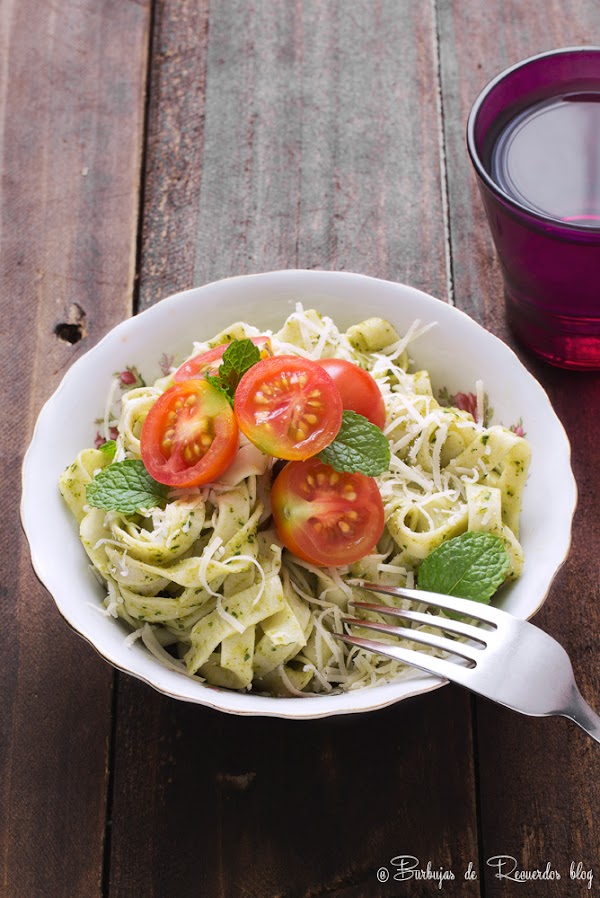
271, 458, 385, 566
315, 358, 386, 428
173, 336, 271, 382
140, 380, 239, 488
234, 356, 343, 460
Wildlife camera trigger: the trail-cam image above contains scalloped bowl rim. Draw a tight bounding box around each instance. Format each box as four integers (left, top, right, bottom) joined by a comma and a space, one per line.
21, 270, 577, 719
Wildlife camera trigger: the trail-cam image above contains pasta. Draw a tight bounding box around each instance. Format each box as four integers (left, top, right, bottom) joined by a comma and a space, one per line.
59, 306, 531, 696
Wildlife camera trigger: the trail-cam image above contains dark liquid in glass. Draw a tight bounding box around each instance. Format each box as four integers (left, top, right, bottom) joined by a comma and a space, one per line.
481, 90, 600, 368
489, 91, 600, 226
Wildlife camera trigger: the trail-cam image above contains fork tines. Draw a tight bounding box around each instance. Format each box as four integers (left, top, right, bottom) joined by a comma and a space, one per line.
333, 582, 503, 684
352, 582, 503, 627
334, 583, 600, 745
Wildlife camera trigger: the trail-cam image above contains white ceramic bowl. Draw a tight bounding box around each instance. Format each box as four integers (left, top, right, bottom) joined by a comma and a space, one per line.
21, 271, 577, 719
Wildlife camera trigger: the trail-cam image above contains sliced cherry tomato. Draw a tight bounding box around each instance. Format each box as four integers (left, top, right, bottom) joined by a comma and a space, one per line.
140, 380, 238, 487
174, 336, 272, 382
234, 356, 343, 460
271, 458, 385, 566
315, 358, 386, 428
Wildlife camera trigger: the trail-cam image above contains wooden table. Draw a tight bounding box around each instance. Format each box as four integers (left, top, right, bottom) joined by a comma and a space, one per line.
3, 2, 599, 896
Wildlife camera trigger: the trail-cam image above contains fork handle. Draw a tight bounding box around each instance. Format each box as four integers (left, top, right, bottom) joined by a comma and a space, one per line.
562, 686, 600, 744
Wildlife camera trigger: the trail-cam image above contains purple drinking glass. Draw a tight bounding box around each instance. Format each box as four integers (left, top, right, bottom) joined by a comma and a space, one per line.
467, 47, 600, 370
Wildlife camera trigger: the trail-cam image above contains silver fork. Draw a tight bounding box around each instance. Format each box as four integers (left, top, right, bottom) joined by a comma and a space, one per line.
335, 583, 600, 743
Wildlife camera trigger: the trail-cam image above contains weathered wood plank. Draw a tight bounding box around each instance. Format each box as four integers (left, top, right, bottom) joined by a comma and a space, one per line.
110, 1, 480, 896
0, 1, 151, 895
140, 0, 449, 307
139, 0, 210, 309
110, 684, 479, 898
437, 0, 600, 893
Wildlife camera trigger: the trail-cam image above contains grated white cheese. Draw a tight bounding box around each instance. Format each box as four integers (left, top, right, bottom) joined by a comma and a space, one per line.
141, 624, 200, 676
124, 627, 145, 647
302, 661, 333, 693
196, 536, 224, 597
431, 424, 449, 492
104, 579, 120, 619
288, 578, 333, 609
216, 596, 246, 634
278, 664, 313, 697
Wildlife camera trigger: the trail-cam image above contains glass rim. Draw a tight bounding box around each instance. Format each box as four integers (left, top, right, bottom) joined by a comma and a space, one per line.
466, 45, 600, 234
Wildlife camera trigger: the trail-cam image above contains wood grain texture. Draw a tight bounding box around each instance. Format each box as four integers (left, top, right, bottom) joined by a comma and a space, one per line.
139, 0, 210, 309
109, 2, 480, 896
109, 684, 480, 898
140, 0, 449, 307
437, 1, 600, 893
0, 0, 150, 895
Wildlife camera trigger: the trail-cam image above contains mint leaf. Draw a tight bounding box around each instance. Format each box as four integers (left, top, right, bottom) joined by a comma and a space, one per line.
206, 338, 261, 407
221, 338, 261, 378
317, 410, 390, 476
205, 372, 234, 405
86, 459, 168, 514
98, 439, 117, 460
417, 531, 509, 606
